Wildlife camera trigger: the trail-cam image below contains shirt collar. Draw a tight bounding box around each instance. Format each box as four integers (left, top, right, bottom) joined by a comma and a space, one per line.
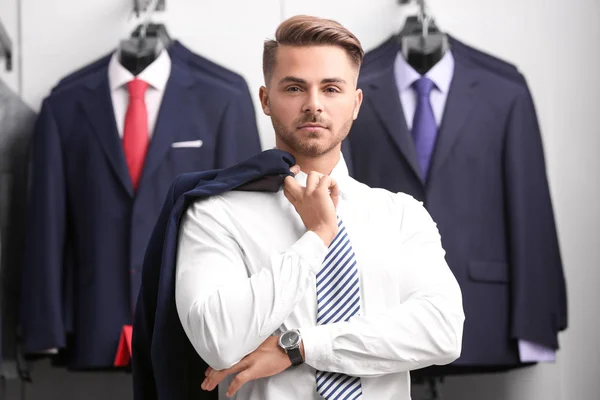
293, 152, 351, 197
108, 48, 172, 92
393, 49, 455, 93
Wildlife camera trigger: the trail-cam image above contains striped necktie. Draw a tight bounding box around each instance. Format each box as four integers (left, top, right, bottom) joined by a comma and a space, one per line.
315, 217, 362, 400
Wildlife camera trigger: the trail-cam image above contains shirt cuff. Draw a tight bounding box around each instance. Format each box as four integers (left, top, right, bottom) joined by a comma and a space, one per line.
299, 324, 334, 371
518, 340, 556, 363
291, 231, 329, 273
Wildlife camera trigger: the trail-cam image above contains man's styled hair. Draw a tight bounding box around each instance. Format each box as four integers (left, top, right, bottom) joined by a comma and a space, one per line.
263, 15, 364, 84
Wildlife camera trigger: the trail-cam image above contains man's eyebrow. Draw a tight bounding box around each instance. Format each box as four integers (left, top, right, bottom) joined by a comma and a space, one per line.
321, 77, 347, 84
277, 77, 347, 85
278, 76, 306, 85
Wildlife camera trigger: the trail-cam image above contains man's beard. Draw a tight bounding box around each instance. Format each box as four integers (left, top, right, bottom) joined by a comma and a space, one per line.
272, 113, 354, 157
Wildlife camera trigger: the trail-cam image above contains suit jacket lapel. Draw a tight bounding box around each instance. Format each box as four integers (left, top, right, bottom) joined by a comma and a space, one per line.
138, 62, 195, 188
80, 72, 134, 196
364, 66, 422, 181
429, 55, 478, 182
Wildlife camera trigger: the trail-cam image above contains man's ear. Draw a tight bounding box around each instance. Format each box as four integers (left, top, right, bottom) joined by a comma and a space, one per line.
353, 88, 363, 120
259, 86, 271, 116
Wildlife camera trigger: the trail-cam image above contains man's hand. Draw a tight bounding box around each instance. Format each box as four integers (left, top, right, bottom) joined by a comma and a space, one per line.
283, 170, 339, 247
201, 335, 302, 397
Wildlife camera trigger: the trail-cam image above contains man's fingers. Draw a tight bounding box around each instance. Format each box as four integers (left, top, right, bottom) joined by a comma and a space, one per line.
283, 176, 302, 201
327, 176, 340, 208
226, 369, 254, 397
306, 171, 323, 194
290, 165, 301, 175
201, 361, 249, 392
202, 368, 227, 391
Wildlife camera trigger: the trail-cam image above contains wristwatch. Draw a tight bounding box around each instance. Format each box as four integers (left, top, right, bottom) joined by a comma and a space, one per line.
278, 329, 304, 366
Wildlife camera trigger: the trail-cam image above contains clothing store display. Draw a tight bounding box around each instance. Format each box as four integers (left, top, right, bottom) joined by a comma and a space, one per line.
19, 44, 262, 368
343, 35, 566, 370
0, 79, 35, 381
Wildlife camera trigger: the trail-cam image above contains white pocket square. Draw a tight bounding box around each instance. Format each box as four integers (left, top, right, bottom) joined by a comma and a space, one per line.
171, 140, 203, 148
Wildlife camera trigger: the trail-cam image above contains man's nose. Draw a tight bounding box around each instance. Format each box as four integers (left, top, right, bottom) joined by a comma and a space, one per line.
302, 89, 323, 114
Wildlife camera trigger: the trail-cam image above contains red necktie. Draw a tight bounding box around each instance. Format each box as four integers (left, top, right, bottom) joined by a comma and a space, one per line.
123, 78, 150, 191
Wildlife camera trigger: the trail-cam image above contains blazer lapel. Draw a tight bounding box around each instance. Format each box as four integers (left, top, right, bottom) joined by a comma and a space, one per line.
429, 55, 479, 182
138, 62, 195, 188
365, 66, 422, 181
80, 72, 134, 196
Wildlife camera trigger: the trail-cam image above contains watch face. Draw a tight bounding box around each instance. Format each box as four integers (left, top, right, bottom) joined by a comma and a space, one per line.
282, 331, 299, 347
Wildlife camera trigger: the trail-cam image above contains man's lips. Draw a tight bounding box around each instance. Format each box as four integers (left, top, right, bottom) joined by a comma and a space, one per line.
298, 123, 327, 129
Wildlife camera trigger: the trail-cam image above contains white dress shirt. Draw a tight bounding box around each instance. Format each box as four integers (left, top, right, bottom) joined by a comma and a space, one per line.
175, 154, 465, 400
108, 48, 171, 138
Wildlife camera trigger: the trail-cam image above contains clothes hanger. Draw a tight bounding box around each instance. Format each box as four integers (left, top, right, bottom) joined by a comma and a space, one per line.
131, 22, 173, 47
130, 0, 172, 50
118, 0, 164, 76
396, 0, 448, 75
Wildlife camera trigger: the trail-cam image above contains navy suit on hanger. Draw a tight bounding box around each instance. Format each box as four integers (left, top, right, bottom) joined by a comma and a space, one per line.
344, 43, 566, 369
20, 55, 261, 368
132, 149, 295, 400
358, 36, 567, 336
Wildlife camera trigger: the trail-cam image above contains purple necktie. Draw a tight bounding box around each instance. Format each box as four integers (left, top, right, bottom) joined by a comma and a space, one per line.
411, 77, 437, 180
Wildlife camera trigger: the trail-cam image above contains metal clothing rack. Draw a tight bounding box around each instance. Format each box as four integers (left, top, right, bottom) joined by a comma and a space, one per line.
0, 17, 13, 71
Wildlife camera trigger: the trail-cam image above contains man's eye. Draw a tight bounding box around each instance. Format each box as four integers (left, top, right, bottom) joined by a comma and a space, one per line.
286, 86, 301, 92
325, 87, 340, 93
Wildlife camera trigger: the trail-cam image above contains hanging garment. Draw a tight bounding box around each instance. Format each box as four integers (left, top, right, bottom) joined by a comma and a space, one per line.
344, 36, 566, 370
19, 47, 262, 369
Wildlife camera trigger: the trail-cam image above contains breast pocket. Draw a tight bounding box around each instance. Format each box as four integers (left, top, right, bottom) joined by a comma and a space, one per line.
168, 137, 214, 173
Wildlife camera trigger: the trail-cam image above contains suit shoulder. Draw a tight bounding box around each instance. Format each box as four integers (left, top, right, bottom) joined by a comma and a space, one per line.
188, 52, 248, 85
187, 65, 243, 101
52, 53, 112, 90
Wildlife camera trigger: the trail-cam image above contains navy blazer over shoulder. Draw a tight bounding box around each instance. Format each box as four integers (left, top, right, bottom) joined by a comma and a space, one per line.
132, 149, 295, 400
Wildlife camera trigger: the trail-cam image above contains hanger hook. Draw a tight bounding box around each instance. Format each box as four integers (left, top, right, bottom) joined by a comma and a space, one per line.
416, 0, 433, 37
138, 0, 160, 39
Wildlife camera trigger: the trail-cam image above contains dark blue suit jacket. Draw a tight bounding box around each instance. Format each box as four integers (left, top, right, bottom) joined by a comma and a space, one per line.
19, 57, 262, 368
345, 45, 566, 368
132, 149, 295, 400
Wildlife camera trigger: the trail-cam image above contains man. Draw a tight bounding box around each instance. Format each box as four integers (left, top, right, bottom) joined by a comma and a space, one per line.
175, 15, 464, 400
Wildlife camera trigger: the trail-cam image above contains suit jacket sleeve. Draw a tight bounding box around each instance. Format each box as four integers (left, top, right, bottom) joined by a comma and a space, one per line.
20, 99, 68, 352
505, 88, 566, 349
214, 93, 262, 169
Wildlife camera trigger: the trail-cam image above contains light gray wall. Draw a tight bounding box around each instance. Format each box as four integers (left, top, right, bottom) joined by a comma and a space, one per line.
0, 0, 598, 399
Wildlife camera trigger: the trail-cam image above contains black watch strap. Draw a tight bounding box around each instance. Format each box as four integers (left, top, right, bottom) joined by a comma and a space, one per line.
287, 347, 304, 366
